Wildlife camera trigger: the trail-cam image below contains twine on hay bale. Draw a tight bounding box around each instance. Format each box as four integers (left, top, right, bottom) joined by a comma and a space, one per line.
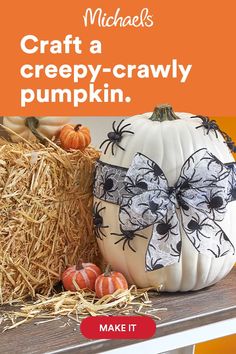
0, 138, 100, 304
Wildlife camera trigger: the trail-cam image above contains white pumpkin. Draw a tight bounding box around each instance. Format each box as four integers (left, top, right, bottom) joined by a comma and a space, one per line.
94, 105, 236, 292
3, 116, 70, 142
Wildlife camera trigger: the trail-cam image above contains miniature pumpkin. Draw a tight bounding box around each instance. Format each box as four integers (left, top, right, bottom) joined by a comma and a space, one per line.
3, 116, 70, 143
59, 124, 91, 150
62, 260, 101, 291
95, 265, 128, 298
94, 104, 236, 292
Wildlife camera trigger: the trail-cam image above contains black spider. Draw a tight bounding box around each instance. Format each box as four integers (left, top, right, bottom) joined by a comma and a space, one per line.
138, 194, 165, 220
168, 186, 177, 200
201, 154, 227, 178
175, 170, 203, 209
111, 226, 147, 252
170, 241, 182, 257
156, 214, 178, 242
99, 171, 118, 199
119, 200, 149, 229
146, 244, 164, 270
99, 120, 134, 155
197, 190, 225, 220
146, 249, 163, 271
186, 214, 213, 242
93, 202, 109, 240
146, 263, 164, 271
192, 115, 220, 138
192, 115, 236, 153
178, 196, 190, 213
177, 168, 203, 193
138, 159, 165, 183
125, 175, 148, 194
223, 135, 236, 153
200, 154, 230, 187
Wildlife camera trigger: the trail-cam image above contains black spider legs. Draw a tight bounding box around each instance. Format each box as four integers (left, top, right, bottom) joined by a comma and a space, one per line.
93, 202, 109, 240
112, 142, 125, 155
196, 124, 218, 138
111, 230, 147, 252
100, 186, 118, 200
95, 226, 109, 240
100, 120, 134, 155
113, 119, 124, 132
114, 237, 136, 252
170, 241, 182, 257
207, 245, 222, 257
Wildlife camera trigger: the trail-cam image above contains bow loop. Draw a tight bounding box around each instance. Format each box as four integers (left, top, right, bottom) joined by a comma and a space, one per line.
176, 149, 230, 221
120, 153, 170, 231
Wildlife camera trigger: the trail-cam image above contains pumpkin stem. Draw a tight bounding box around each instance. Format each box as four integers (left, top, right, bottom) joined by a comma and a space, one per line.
76, 259, 84, 270
104, 264, 112, 277
25, 117, 47, 145
74, 124, 82, 132
149, 104, 180, 122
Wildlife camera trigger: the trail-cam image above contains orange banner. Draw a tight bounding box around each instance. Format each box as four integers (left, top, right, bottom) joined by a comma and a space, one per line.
0, 0, 236, 116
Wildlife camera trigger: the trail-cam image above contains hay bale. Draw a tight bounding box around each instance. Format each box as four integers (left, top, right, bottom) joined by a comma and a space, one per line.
0, 139, 100, 304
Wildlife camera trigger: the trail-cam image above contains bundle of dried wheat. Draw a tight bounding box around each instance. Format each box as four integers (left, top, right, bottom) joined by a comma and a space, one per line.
0, 138, 100, 304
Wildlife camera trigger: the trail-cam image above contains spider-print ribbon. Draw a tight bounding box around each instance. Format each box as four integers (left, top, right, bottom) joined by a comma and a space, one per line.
119, 149, 235, 270
94, 149, 236, 271
226, 162, 236, 202
94, 161, 127, 204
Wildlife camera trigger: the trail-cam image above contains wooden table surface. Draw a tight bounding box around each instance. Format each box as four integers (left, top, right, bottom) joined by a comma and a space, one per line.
0, 268, 236, 354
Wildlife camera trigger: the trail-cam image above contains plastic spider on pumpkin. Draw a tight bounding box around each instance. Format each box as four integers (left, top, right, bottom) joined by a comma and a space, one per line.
192, 115, 236, 153
100, 120, 134, 155
93, 202, 109, 240
192, 115, 221, 138
221, 133, 236, 153
111, 226, 147, 252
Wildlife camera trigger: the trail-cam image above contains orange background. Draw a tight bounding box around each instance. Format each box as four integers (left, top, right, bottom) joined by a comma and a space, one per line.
213, 117, 236, 160
0, 0, 236, 116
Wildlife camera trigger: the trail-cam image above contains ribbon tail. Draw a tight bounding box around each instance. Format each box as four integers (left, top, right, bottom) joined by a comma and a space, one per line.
145, 208, 181, 271
180, 209, 235, 257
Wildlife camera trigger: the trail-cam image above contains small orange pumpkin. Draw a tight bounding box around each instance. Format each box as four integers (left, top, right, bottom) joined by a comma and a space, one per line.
59, 124, 91, 150
95, 265, 128, 298
62, 260, 101, 291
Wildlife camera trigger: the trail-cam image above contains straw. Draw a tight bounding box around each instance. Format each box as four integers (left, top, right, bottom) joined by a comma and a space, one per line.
1, 286, 164, 331
0, 138, 101, 304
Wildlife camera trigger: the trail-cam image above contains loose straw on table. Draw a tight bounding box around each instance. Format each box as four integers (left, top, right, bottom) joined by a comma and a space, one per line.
1, 285, 165, 331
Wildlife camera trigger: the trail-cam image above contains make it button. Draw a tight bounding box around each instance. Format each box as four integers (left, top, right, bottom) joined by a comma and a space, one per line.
80, 316, 156, 339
